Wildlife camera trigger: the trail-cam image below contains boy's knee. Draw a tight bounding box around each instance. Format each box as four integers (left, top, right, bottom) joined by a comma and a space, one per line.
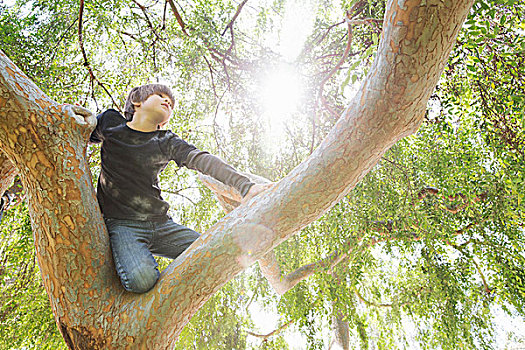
122, 266, 160, 294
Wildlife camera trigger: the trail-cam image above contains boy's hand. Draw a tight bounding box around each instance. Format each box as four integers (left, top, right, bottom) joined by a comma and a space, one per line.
241, 183, 274, 204
62, 103, 95, 126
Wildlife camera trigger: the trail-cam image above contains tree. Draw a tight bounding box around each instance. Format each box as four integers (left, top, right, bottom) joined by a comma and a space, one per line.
4, 0, 517, 348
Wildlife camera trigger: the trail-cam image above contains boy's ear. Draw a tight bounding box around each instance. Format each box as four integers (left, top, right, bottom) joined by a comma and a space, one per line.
132, 101, 141, 108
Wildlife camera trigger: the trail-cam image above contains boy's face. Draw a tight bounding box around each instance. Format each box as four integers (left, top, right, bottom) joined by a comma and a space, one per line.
134, 93, 173, 126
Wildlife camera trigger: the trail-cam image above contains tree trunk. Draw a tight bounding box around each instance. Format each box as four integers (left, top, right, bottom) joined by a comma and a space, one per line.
0, 0, 474, 348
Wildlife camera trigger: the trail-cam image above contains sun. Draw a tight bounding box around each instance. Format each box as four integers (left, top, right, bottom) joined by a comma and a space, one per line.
258, 64, 303, 147
252, 0, 317, 155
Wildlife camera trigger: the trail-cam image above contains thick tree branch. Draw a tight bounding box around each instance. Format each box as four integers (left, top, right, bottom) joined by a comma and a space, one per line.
198, 173, 293, 292
199, 172, 360, 295
200, 170, 483, 296
199, 172, 351, 296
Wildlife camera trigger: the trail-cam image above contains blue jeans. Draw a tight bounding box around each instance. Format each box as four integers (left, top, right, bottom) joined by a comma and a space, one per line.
104, 217, 200, 293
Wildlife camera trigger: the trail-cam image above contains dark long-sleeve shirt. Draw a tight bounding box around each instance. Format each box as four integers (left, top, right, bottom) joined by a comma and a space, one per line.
89, 109, 253, 221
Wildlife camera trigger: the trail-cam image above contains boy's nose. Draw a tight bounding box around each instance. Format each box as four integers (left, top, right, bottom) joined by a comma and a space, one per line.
163, 97, 171, 105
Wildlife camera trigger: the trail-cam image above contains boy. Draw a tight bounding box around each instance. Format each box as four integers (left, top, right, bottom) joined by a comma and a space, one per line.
89, 83, 266, 293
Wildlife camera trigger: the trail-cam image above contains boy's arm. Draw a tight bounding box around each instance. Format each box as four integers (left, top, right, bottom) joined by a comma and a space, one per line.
184, 150, 255, 197
88, 111, 105, 144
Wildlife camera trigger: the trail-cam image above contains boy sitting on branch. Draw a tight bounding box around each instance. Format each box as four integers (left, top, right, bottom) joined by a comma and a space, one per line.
85, 83, 270, 293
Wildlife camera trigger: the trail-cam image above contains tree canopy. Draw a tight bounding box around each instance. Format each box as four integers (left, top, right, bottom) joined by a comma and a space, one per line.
0, 0, 524, 349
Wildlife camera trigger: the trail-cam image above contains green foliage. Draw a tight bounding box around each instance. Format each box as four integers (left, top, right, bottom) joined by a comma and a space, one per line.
0, 204, 65, 349
175, 274, 254, 350
0, 0, 524, 348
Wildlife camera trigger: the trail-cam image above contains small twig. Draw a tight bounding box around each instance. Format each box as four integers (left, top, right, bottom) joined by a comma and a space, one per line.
131, 0, 163, 41
220, 57, 232, 91
166, 0, 240, 77
416, 186, 488, 214
161, 0, 168, 30
167, 0, 189, 36
1, 177, 24, 212
299, 20, 345, 59
472, 258, 492, 294
448, 242, 492, 294
118, 30, 140, 39
345, 17, 382, 27
310, 96, 317, 154
244, 280, 259, 313
222, 0, 249, 36
47, 18, 78, 63
225, 25, 235, 57
78, 0, 121, 111
246, 319, 293, 341
203, 56, 218, 99
161, 188, 197, 205
78, 0, 94, 81
320, 95, 341, 121
318, 18, 353, 119
354, 288, 396, 308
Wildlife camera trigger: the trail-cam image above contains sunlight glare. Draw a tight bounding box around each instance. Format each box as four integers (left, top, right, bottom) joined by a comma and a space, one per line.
259, 64, 303, 150
279, 0, 317, 61
260, 65, 302, 120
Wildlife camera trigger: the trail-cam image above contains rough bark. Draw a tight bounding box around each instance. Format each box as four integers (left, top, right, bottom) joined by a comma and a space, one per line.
0, 150, 17, 195
0, 0, 474, 348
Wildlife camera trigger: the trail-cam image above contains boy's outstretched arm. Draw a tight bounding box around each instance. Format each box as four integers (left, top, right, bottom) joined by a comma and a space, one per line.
183, 149, 273, 202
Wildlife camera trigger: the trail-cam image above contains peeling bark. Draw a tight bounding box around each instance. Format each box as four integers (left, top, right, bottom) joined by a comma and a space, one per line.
0, 1, 474, 348
0, 150, 17, 195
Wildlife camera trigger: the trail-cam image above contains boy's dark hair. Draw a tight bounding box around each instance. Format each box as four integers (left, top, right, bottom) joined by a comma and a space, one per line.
123, 83, 175, 121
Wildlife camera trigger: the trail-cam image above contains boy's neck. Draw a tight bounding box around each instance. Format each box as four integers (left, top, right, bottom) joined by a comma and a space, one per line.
127, 114, 159, 132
